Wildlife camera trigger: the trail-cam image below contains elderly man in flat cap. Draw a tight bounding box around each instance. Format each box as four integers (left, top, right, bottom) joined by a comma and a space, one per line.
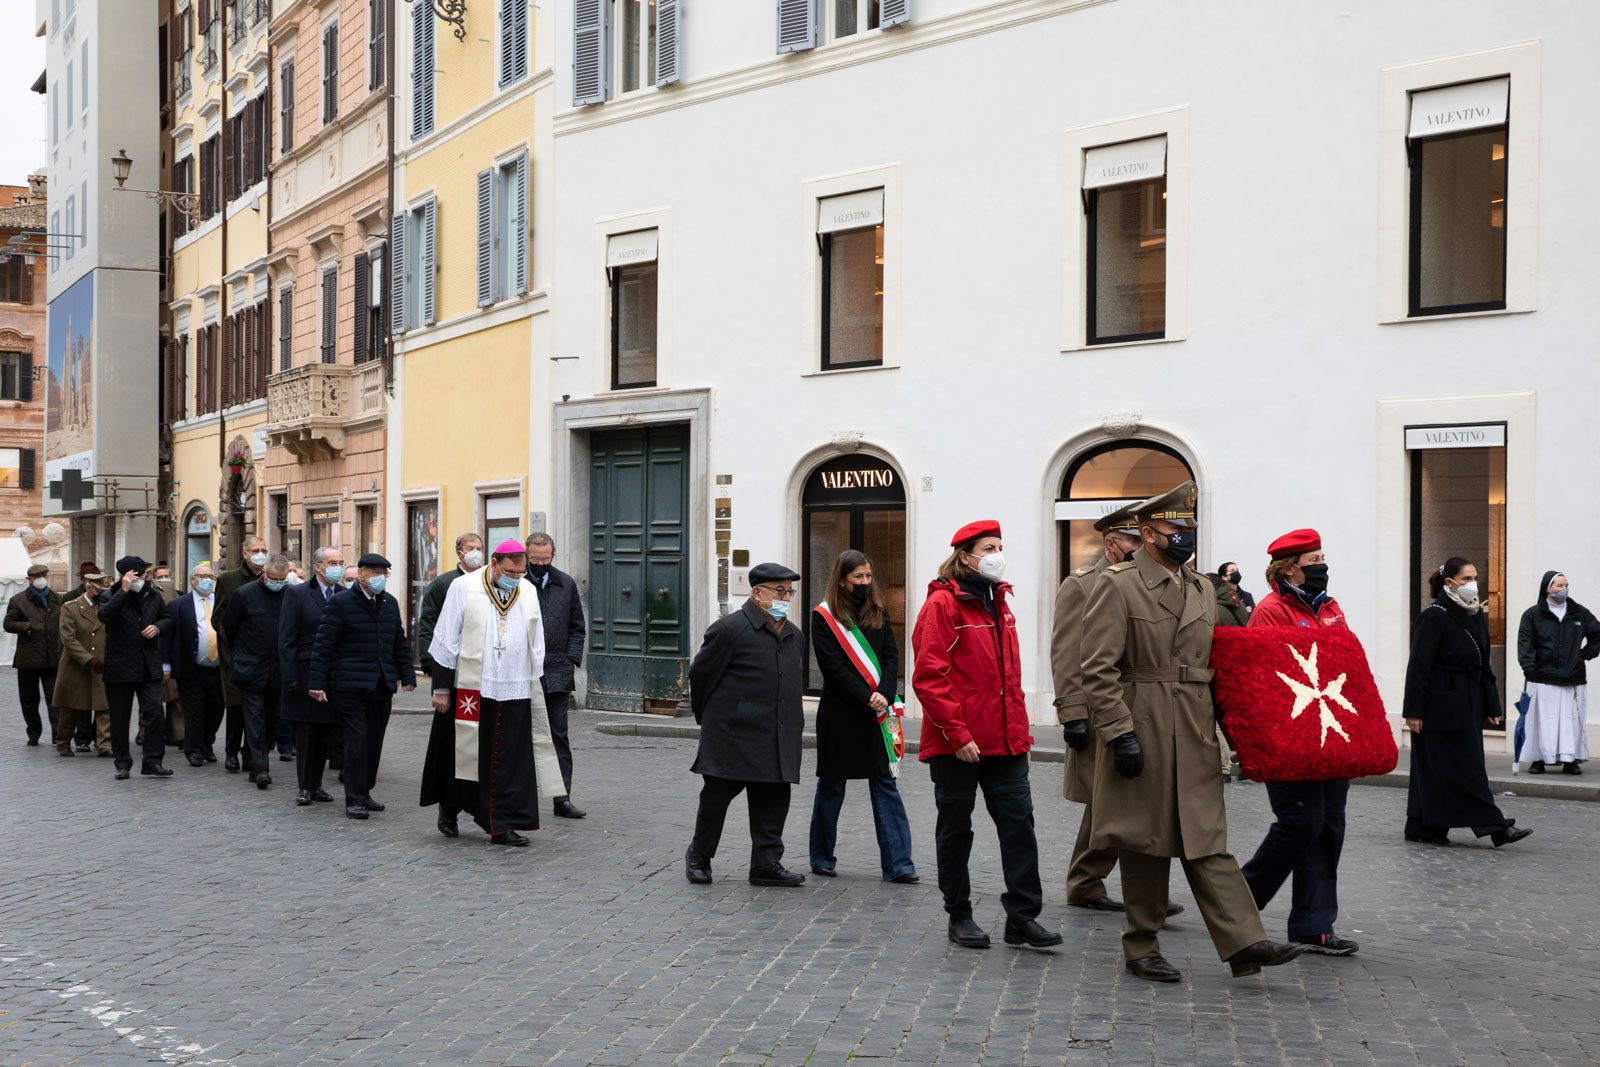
6, 563, 63, 747
684, 562, 807, 888
98, 555, 175, 779
308, 552, 416, 819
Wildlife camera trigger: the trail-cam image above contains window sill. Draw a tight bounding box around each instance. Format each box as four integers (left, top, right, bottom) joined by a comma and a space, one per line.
1060, 334, 1182, 354
801, 363, 897, 378
1379, 305, 1534, 326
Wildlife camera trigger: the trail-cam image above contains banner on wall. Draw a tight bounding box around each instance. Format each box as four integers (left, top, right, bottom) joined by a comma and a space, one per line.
44, 273, 95, 489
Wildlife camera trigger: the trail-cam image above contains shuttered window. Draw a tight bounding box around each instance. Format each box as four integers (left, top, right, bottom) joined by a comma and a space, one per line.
411, 2, 435, 138
168, 335, 188, 422
18, 448, 36, 491
498, 0, 529, 88
572, 0, 610, 106
278, 286, 293, 370
0, 352, 25, 401
279, 60, 295, 153
320, 266, 338, 363
389, 212, 406, 334
776, 0, 819, 53
353, 252, 370, 361
254, 299, 270, 397
477, 168, 494, 307
656, 0, 680, 87
479, 152, 531, 306
369, 0, 386, 90
322, 23, 339, 125
422, 198, 437, 326
220, 314, 234, 407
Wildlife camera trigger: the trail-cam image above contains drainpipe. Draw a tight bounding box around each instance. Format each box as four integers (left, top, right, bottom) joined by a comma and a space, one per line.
384, 0, 395, 394
217, 9, 230, 478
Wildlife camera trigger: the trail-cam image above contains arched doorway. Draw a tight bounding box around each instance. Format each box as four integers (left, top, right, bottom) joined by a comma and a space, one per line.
182, 505, 213, 589
1056, 441, 1193, 577
800, 454, 906, 694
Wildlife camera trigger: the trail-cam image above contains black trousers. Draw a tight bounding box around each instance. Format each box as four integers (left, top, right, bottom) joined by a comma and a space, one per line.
331, 687, 392, 807
239, 684, 281, 775
545, 690, 574, 798
105, 678, 166, 770
1241, 779, 1349, 938
224, 704, 245, 757
691, 775, 791, 869
17, 667, 58, 741
293, 722, 340, 791
177, 668, 225, 757
927, 754, 1043, 923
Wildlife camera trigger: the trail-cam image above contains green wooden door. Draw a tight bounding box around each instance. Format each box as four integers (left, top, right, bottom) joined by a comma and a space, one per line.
588, 424, 689, 711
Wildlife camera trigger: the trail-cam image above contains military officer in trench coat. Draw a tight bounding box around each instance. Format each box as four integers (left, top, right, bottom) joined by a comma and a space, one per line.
1080, 482, 1306, 983
684, 562, 807, 888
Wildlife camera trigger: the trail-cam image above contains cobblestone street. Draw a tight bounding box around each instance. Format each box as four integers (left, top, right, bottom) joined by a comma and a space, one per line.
2, 697, 1597, 1067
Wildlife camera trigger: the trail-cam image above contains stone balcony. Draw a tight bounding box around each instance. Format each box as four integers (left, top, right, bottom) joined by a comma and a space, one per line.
264, 362, 386, 461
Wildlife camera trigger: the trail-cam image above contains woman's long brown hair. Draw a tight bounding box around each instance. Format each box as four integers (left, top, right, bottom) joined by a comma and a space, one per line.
827, 549, 886, 631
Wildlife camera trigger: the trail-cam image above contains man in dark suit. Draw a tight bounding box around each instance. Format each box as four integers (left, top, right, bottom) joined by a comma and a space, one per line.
98, 555, 175, 779
308, 553, 417, 819
5, 563, 63, 746
526, 533, 588, 819
161, 561, 225, 767
280, 547, 345, 806
215, 537, 268, 771
222, 554, 292, 789
684, 562, 807, 888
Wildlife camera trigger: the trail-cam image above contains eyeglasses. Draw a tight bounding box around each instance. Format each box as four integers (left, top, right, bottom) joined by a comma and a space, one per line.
756, 585, 794, 600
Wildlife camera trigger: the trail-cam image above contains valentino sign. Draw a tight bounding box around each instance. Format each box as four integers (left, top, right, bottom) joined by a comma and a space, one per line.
819, 468, 896, 491
1404, 423, 1506, 450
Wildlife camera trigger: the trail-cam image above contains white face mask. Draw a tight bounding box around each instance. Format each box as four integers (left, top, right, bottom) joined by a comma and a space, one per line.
130, 579, 146, 593
249, 552, 269, 568
462, 549, 485, 571
285, 572, 303, 585
30, 577, 48, 590
1452, 580, 1479, 605
972, 552, 1007, 584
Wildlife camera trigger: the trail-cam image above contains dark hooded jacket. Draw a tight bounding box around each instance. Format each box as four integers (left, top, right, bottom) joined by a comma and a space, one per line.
1517, 570, 1600, 687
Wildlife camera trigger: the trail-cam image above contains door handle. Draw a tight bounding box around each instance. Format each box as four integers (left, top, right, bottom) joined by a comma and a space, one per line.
657, 587, 669, 600
621, 586, 632, 598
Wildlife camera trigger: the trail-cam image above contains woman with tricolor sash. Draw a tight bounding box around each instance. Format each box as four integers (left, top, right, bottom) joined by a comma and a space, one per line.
808, 550, 918, 883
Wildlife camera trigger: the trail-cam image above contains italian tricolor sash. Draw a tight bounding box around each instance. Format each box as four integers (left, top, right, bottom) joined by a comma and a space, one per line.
817, 601, 905, 776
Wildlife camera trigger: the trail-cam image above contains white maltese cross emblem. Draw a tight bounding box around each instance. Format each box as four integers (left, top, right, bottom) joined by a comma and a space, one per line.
1274, 642, 1360, 747
456, 693, 480, 720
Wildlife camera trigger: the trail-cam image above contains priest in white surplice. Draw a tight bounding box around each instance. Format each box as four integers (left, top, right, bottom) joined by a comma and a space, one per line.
422, 539, 564, 846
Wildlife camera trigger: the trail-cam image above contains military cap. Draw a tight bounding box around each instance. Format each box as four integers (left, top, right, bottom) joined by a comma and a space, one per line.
748, 562, 800, 586
1134, 480, 1198, 529
1093, 500, 1143, 535
357, 552, 392, 570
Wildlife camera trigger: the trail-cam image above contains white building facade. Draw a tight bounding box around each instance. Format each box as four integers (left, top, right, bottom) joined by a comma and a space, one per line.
550, 0, 1594, 749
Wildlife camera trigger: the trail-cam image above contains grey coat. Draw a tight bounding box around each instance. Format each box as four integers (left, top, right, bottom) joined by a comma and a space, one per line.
688, 599, 805, 784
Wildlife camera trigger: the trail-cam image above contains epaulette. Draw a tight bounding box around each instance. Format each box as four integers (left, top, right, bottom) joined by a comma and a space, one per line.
1070, 565, 1095, 578
1108, 561, 1136, 573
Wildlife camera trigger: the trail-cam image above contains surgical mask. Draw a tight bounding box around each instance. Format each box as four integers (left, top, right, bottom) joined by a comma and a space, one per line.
249, 552, 268, 568
366, 575, 387, 594
1298, 563, 1329, 598
195, 578, 215, 595
765, 598, 791, 621
1452, 580, 1479, 605
130, 579, 146, 593
30, 577, 48, 590
496, 573, 521, 592
1550, 588, 1570, 604
1158, 530, 1195, 567
322, 565, 345, 585
265, 579, 287, 592
462, 549, 484, 570
971, 553, 1007, 584
528, 563, 551, 582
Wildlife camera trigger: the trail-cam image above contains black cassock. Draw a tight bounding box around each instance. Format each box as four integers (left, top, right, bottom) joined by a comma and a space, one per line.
420, 680, 541, 834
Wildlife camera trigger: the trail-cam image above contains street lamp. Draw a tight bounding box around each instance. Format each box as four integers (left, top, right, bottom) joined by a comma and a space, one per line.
109, 148, 200, 224
111, 148, 132, 188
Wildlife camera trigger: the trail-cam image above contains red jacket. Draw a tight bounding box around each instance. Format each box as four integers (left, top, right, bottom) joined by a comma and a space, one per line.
912, 576, 1032, 759
1248, 587, 1348, 630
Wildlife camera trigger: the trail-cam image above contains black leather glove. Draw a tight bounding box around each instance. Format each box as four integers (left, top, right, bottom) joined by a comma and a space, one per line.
1109, 731, 1144, 779
1061, 720, 1090, 751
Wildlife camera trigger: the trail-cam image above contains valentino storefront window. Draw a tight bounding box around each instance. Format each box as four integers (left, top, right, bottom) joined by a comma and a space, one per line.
1055, 441, 1192, 577
801, 454, 906, 694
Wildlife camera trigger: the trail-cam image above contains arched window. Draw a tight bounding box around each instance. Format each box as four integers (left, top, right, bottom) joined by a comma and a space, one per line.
800, 454, 906, 694
1056, 441, 1193, 577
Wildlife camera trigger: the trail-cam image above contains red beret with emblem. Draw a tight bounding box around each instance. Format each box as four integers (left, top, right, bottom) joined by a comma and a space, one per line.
950, 519, 1002, 547
1267, 528, 1321, 560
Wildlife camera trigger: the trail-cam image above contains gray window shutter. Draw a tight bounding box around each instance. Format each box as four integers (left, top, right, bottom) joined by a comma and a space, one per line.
499, 0, 528, 87
320, 267, 338, 363
353, 251, 369, 360
477, 168, 494, 307
514, 150, 529, 294
656, 0, 680, 87
279, 285, 294, 369
513, 0, 528, 81
390, 211, 406, 333
411, 2, 435, 138
776, 0, 819, 53
422, 198, 437, 326
572, 0, 610, 106
880, 0, 909, 29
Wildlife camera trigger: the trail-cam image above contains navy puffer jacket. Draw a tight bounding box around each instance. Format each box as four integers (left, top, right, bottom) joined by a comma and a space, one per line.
308, 586, 415, 693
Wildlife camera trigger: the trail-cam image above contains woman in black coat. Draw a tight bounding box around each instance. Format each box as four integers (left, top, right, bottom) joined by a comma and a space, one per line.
807, 550, 917, 883
1402, 557, 1532, 847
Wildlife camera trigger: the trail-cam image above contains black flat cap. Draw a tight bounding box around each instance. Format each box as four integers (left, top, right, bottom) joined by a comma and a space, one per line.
748, 562, 800, 585
357, 553, 392, 570
115, 555, 150, 576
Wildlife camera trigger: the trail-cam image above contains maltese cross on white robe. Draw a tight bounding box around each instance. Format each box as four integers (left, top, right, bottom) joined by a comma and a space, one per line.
1274, 642, 1360, 747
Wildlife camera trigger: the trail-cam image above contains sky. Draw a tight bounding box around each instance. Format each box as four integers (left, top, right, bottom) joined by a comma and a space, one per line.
0, 0, 47, 186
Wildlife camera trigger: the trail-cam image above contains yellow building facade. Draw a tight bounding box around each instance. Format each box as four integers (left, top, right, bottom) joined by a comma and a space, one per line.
163, 0, 275, 584
389, 1, 553, 636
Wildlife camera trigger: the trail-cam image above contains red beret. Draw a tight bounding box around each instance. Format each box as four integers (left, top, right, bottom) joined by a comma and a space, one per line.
1268, 528, 1321, 560
951, 519, 1002, 547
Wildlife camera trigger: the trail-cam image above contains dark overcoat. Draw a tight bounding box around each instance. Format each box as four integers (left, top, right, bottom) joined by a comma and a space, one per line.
5, 588, 63, 669
534, 567, 587, 694
811, 606, 897, 780
213, 563, 260, 704
308, 586, 414, 694
96, 585, 172, 684
278, 578, 339, 723
688, 599, 805, 784
221, 581, 287, 691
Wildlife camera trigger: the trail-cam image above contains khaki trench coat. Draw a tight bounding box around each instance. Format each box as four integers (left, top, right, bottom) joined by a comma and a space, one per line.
1081, 550, 1225, 859
56, 594, 109, 712
1050, 552, 1109, 803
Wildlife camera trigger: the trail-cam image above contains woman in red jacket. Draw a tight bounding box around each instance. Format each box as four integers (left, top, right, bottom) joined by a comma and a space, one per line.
912, 520, 1059, 952
1238, 529, 1359, 958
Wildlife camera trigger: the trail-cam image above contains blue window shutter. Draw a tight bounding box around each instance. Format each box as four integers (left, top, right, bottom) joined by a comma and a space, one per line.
389, 211, 406, 333
514, 150, 529, 294
477, 168, 494, 307
572, 0, 610, 106
656, 0, 681, 87
422, 198, 437, 326
880, 0, 909, 29
513, 0, 528, 82
776, 0, 819, 53
411, 2, 435, 138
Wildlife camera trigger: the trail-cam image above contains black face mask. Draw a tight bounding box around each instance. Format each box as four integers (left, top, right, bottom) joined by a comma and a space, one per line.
1298, 563, 1329, 598
528, 564, 551, 581
848, 584, 871, 606
1226, 571, 1241, 585
1158, 529, 1195, 567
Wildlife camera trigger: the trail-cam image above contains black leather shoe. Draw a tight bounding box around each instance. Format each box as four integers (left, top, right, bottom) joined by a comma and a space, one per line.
890, 873, 919, 884
1227, 940, 1308, 977
491, 830, 530, 846
278, 748, 295, 762
553, 798, 587, 819
203, 747, 217, 763
311, 789, 334, 803
141, 762, 174, 777
1563, 762, 1583, 776
364, 798, 386, 812
1491, 826, 1533, 848
75, 741, 92, 752
256, 774, 271, 790
225, 755, 240, 773
295, 790, 313, 806
1529, 760, 1546, 774
1070, 895, 1126, 912
749, 863, 805, 887
685, 848, 712, 884
346, 805, 369, 819
810, 865, 837, 877
1125, 955, 1182, 982
247, 770, 261, 784
947, 916, 990, 949
438, 814, 459, 838
1004, 919, 1064, 950
1291, 933, 1359, 956
1166, 901, 1186, 916
114, 767, 131, 780
186, 754, 205, 767
26, 736, 39, 746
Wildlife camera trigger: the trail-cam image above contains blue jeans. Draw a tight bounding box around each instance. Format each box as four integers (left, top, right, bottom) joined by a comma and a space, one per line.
809, 775, 916, 880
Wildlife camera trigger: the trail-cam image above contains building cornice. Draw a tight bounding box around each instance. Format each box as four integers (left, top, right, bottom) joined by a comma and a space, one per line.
269, 157, 387, 234
399, 68, 551, 164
